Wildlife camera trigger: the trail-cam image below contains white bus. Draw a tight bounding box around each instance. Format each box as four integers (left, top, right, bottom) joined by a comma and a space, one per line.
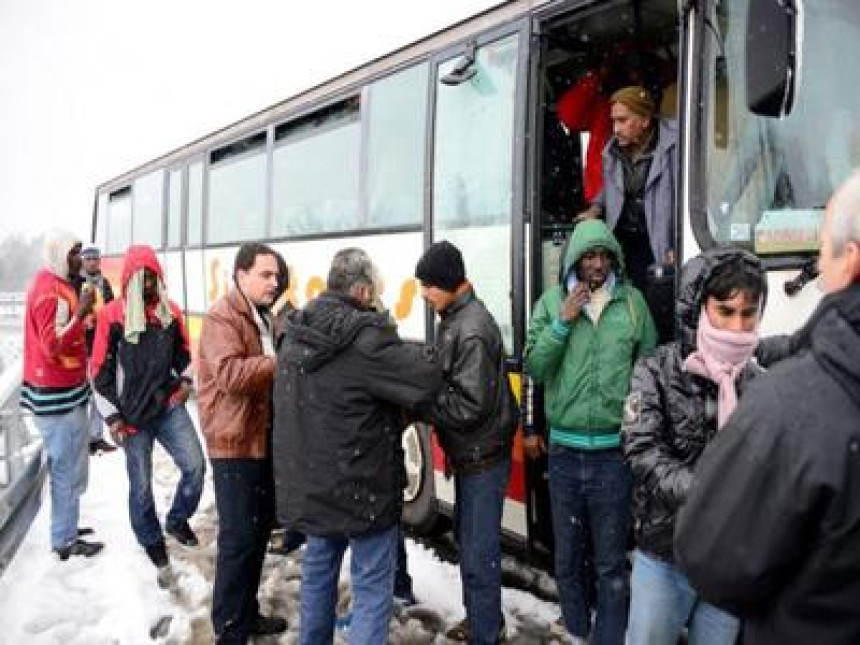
91, 0, 859, 563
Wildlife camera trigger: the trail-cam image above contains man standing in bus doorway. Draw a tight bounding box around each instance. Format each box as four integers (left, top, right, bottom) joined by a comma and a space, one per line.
198, 242, 288, 643
273, 248, 441, 645
621, 248, 768, 645
414, 241, 519, 645
675, 171, 860, 644
75, 246, 117, 455
524, 220, 656, 645
91, 245, 205, 571
580, 85, 677, 342
20, 230, 104, 560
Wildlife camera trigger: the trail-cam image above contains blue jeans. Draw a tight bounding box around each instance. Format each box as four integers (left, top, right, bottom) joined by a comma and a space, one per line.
87, 392, 104, 441
211, 458, 275, 644
628, 550, 739, 645
300, 525, 398, 645
34, 404, 90, 550
548, 445, 631, 645
120, 405, 205, 547
454, 458, 510, 645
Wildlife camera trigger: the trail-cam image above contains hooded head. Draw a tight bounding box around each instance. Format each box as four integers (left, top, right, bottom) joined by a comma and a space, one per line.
43, 229, 82, 280
121, 245, 165, 298
120, 245, 172, 344
561, 220, 625, 290
677, 247, 767, 355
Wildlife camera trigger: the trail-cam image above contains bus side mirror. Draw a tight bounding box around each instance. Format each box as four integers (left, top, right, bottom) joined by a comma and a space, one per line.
745, 0, 800, 117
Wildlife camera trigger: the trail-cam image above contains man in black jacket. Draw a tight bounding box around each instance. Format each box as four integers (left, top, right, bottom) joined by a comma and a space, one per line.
273, 247, 441, 645
622, 248, 767, 645
415, 241, 518, 644
675, 171, 860, 644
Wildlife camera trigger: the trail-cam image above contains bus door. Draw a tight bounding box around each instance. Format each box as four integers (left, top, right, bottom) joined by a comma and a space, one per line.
525, 0, 681, 562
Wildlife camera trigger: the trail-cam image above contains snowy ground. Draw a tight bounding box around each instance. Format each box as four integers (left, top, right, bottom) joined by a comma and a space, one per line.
0, 395, 565, 644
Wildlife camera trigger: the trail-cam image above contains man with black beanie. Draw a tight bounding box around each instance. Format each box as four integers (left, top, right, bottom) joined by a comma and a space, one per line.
415, 240, 519, 644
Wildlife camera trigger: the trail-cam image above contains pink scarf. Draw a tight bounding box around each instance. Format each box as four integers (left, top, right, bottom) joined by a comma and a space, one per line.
683, 310, 759, 429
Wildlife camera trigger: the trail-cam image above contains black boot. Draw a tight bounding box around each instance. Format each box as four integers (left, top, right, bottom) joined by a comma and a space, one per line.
250, 614, 288, 635
56, 538, 104, 560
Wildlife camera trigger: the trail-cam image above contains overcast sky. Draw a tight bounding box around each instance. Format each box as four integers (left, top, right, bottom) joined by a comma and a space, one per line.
0, 0, 497, 242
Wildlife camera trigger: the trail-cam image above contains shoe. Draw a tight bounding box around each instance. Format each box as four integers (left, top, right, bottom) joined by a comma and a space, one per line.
445, 617, 506, 642
77, 526, 95, 537
145, 541, 170, 568
250, 614, 288, 635
165, 520, 198, 547
55, 538, 104, 560
394, 588, 418, 607
89, 438, 117, 454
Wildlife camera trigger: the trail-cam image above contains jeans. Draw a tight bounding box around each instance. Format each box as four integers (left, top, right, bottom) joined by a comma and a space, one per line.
627, 550, 740, 645
87, 392, 104, 441
300, 524, 398, 645
454, 458, 510, 645
120, 405, 205, 547
548, 445, 631, 645
211, 458, 275, 644
33, 404, 90, 550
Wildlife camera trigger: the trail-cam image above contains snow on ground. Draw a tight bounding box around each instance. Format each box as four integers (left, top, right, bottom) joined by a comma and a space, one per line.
0, 400, 565, 644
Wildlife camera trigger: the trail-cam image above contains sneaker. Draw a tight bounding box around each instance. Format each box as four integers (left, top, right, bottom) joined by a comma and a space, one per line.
89, 438, 117, 454
56, 538, 104, 560
250, 614, 288, 635
165, 520, 198, 547
145, 541, 170, 568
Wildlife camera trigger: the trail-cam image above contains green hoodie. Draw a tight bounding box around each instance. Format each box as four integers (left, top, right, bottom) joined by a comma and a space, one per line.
525, 220, 657, 448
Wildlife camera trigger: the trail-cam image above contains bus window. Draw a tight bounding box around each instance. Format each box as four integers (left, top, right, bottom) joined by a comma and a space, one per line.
132, 171, 164, 249
208, 132, 267, 244
702, 0, 860, 257
106, 188, 132, 255
272, 99, 360, 237
167, 168, 182, 249
187, 161, 203, 247
95, 192, 108, 249
364, 64, 429, 229
433, 34, 520, 350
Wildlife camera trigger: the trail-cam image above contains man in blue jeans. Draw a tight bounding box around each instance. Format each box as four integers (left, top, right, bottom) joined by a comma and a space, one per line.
273, 248, 441, 644
525, 221, 656, 645
415, 241, 519, 644
92, 245, 205, 570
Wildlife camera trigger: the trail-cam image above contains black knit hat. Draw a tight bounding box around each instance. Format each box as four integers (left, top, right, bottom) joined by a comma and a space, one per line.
415, 241, 465, 292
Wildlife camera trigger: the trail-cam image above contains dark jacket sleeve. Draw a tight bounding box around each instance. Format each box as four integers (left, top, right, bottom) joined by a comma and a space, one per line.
431, 334, 498, 431
102, 279, 114, 304
674, 380, 818, 615
622, 355, 693, 508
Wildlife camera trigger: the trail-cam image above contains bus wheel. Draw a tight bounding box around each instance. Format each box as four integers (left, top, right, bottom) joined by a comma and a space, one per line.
401, 422, 438, 534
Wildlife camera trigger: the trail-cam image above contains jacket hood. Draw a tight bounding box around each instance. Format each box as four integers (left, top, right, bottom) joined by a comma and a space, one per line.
43, 229, 81, 279
121, 245, 165, 296
810, 283, 860, 409
284, 292, 388, 372
677, 247, 766, 355
562, 219, 625, 282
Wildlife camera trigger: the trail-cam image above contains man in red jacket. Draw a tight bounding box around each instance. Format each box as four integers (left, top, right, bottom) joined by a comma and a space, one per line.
21, 229, 103, 560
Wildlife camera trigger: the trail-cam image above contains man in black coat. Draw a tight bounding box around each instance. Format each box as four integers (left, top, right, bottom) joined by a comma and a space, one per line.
273, 247, 441, 645
675, 171, 860, 644
415, 241, 519, 644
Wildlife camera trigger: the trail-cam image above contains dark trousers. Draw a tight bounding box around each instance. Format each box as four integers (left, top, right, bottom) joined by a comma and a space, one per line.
211, 458, 275, 644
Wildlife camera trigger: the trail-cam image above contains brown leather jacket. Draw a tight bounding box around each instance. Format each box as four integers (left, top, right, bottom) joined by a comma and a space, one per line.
198, 288, 277, 458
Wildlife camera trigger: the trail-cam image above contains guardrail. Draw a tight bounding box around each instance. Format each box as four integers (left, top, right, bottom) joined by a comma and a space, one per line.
0, 358, 46, 576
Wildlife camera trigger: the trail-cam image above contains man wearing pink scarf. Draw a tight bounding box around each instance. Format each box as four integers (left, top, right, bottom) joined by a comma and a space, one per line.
621, 247, 766, 645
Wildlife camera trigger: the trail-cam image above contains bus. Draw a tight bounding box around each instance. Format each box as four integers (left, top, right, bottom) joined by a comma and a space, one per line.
91, 0, 859, 564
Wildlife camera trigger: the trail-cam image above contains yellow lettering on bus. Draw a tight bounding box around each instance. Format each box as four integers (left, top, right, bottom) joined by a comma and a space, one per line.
306, 276, 325, 301
394, 278, 417, 321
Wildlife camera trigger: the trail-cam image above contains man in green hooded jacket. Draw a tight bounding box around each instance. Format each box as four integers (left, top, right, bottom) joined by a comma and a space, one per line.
525, 219, 656, 645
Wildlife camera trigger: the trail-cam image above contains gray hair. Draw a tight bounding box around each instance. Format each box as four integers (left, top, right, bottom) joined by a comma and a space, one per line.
327, 247, 377, 294
829, 170, 860, 256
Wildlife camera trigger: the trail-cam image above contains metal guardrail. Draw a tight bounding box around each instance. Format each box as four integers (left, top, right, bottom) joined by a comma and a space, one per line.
0, 358, 46, 576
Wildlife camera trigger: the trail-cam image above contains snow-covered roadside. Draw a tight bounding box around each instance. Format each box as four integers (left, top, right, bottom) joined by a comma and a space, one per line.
0, 402, 564, 644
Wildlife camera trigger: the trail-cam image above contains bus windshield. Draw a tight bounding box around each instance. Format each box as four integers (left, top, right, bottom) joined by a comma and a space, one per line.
700, 0, 860, 257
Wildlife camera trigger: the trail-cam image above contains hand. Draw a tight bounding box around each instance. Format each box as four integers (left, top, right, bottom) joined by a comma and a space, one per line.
574, 204, 602, 223
168, 381, 191, 408
109, 420, 128, 446
76, 287, 95, 320
560, 283, 590, 323
523, 435, 546, 460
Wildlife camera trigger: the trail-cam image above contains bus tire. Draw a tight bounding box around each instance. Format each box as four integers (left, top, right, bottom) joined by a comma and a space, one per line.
401, 422, 438, 534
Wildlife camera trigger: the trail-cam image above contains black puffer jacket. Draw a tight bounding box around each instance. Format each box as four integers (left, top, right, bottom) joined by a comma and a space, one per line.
272, 292, 441, 538
621, 247, 765, 561
676, 283, 860, 644
429, 289, 518, 474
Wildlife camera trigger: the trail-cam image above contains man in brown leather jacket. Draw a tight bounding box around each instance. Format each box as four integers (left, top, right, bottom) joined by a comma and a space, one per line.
198, 242, 288, 644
